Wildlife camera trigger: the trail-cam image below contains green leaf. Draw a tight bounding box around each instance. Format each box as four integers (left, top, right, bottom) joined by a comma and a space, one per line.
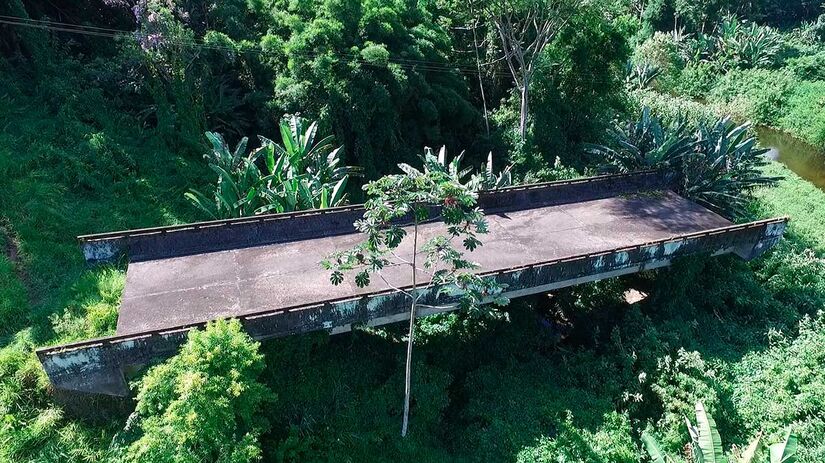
184, 190, 219, 220
769, 430, 798, 463
320, 186, 329, 209
354, 271, 370, 288
330, 271, 344, 286
695, 402, 724, 463
739, 435, 761, 463
329, 176, 348, 207
641, 431, 668, 463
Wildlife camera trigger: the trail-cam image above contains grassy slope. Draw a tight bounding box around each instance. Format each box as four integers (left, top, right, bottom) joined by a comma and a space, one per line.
732, 162, 825, 462
0, 63, 208, 460
754, 162, 825, 252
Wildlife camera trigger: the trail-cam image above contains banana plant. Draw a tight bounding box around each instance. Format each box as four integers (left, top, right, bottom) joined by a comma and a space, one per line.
469, 151, 513, 191
186, 115, 359, 219
273, 114, 360, 187
203, 131, 248, 172
642, 431, 675, 463
686, 402, 725, 463
185, 143, 272, 219
739, 430, 798, 463
641, 402, 798, 463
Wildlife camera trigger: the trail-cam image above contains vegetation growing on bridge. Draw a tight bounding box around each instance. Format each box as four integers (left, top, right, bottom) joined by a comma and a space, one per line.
1, 0, 825, 461
324, 146, 508, 436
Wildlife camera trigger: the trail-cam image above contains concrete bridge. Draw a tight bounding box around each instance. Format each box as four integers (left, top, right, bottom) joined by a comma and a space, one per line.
37, 171, 787, 396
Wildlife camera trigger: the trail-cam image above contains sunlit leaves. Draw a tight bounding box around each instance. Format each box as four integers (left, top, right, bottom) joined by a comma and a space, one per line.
126, 319, 273, 463
186, 116, 359, 219
323, 146, 507, 312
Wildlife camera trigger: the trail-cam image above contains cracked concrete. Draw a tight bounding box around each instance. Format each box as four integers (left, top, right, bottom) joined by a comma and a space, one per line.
116, 191, 731, 335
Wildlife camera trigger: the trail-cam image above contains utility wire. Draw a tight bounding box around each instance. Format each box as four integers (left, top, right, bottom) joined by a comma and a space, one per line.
0, 15, 516, 78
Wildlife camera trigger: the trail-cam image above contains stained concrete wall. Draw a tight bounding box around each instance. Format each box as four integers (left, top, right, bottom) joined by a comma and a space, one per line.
38, 217, 786, 396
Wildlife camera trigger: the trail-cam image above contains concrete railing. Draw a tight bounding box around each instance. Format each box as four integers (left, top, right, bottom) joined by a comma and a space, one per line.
79, 170, 674, 263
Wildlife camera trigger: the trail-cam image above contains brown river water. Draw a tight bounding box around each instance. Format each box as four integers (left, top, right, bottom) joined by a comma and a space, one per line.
757, 126, 825, 190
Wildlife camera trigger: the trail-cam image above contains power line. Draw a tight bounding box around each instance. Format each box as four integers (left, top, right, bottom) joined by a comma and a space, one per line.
0, 15, 516, 78
1, 14, 632, 86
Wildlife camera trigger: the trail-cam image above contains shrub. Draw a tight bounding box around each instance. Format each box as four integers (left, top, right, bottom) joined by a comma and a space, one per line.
124, 319, 274, 463
649, 351, 726, 450
674, 62, 720, 99
779, 81, 825, 148
709, 69, 795, 125
733, 313, 825, 462
515, 412, 636, 463
785, 50, 825, 81
630, 90, 722, 128
633, 32, 684, 91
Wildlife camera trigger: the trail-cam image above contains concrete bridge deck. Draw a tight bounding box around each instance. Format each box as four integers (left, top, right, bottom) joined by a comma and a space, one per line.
117, 191, 730, 335
36, 171, 788, 396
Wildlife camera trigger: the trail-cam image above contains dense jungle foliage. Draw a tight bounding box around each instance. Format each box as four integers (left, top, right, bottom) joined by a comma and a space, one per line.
1, 0, 825, 462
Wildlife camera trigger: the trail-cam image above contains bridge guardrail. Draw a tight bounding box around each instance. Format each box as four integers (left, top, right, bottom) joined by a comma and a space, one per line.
78, 170, 674, 263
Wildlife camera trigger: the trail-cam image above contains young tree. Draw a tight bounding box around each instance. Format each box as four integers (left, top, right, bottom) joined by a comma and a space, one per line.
323, 147, 507, 437
123, 319, 274, 463
485, 0, 582, 141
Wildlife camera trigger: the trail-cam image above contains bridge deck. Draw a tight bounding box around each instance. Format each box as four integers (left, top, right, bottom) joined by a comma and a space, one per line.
117, 191, 730, 335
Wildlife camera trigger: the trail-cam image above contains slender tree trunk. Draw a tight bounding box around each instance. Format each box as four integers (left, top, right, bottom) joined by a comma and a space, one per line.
518, 79, 529, 141
401, 214, 419, 437
470, 15, 490, 137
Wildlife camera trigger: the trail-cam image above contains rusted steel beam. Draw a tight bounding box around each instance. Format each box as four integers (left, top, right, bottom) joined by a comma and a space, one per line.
38, 217, 786, 396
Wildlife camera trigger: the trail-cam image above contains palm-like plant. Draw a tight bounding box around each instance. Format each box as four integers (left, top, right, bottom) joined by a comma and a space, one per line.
642, 402, 798, 463
587, 107, 779, 219
712, 15, 782, 70
680, 116, 776, 219
626, 61, 663, 90
584, 107, 694, 173
186, 115, 358, 219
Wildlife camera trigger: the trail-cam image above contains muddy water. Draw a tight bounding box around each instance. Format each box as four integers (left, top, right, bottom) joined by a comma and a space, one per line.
757, 126, 825, 190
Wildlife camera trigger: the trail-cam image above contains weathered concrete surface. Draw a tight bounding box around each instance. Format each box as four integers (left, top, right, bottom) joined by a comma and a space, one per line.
116, 191, 730, 335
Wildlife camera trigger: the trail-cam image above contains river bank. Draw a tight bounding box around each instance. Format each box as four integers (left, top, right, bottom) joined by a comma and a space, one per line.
757, 126, 825, 190
630, 90, 825, 191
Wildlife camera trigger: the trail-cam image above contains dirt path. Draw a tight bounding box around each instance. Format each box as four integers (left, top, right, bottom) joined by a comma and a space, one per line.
1, 220, 34, 304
